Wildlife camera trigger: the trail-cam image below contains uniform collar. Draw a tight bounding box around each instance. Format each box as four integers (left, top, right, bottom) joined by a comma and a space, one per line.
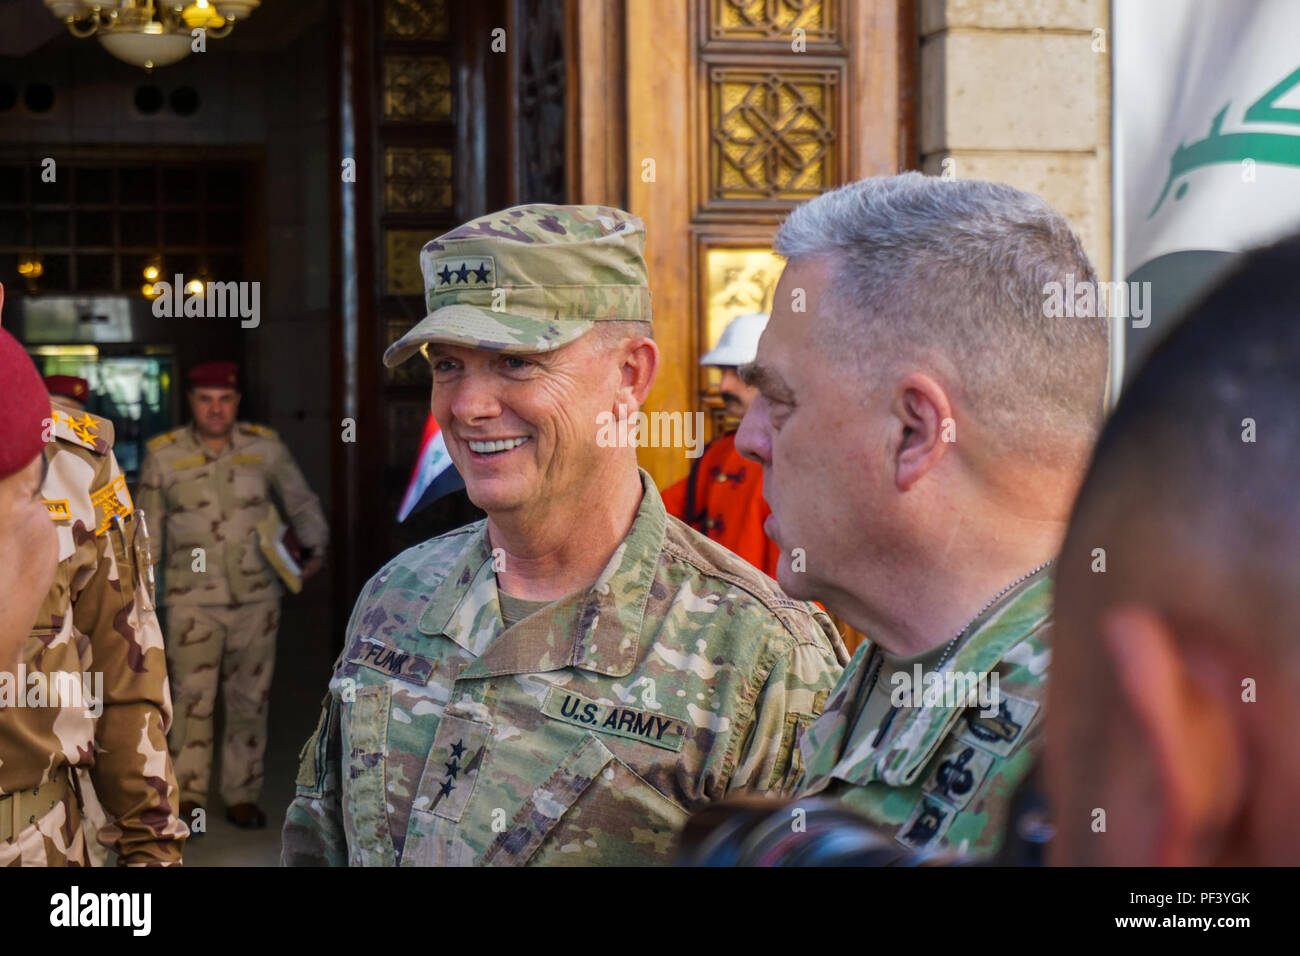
800, 566, 1054, 793
187, 421, 246, 458
419, 468, 667, 679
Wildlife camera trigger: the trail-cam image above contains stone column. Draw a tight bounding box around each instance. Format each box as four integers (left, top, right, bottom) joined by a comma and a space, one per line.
918, 0, 1112, 276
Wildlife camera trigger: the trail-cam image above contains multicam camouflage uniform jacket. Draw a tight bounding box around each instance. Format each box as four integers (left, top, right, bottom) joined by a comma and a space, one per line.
796, 568, 1053, 859
136, 422, 329, 605
283, 473, 848, 866
0, 405, 187, 866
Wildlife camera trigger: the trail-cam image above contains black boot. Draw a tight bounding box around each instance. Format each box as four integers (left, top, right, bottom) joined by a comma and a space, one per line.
225, 802, 267, 829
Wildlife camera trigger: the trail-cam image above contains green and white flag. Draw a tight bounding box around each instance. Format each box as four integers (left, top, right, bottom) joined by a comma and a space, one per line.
1115, 0, 1300, 380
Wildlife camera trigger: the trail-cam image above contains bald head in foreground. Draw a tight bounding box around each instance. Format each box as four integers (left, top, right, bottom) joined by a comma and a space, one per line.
1048, 233, 1300, 866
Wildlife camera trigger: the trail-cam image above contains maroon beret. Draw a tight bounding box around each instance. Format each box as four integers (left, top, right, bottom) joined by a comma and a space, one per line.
44, 374, 90, 403
0, 327, 50, 482
188, 360, 240, 390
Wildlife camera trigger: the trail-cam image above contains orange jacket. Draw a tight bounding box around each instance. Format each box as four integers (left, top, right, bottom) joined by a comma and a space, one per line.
661, 432, 780, 580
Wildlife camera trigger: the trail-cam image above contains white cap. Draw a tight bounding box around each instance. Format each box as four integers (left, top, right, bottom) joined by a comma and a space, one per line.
699, 312, 769, 367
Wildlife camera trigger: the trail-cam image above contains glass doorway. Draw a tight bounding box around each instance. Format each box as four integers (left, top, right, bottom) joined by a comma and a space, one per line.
28, 345, 173, 484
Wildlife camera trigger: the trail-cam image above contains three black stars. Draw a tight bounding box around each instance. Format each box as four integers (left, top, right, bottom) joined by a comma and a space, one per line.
437, 264, 491, 286
436, 738, 467, 803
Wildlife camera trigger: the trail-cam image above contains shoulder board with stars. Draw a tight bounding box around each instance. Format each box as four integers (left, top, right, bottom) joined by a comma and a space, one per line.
50, 406, 113, 455
240, 422, 278, 440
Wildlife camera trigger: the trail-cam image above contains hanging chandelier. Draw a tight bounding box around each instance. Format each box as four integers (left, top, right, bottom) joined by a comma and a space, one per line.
43, 1, 260, 71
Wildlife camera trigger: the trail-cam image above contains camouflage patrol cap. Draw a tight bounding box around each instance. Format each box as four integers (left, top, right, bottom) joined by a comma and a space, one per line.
383, 203, 652, 367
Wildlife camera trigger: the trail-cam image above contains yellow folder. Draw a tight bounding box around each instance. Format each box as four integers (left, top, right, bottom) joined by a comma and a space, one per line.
255, 512, 303, 594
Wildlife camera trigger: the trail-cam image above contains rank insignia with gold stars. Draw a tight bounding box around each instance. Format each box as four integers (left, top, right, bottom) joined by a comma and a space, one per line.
50, 406, 109, 453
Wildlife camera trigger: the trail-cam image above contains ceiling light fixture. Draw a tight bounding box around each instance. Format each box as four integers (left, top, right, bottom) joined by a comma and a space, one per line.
43, 1, 260, 71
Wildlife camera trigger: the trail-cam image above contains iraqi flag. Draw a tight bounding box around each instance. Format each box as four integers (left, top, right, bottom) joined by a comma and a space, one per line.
397, 412, 464, 522
1114, 0, 1300, 385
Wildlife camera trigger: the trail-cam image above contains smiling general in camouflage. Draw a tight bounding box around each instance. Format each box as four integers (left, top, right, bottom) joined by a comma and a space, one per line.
281, 203, 848, 867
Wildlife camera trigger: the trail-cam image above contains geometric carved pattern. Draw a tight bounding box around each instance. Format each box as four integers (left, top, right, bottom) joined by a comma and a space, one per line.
514, 0, 567, 203
709, 0, 836, 43
384, 147, 454, 213
709, 68, 837, 200
383, 0, 449, 39
384, 228, 430, 295
382, 55, 453, 122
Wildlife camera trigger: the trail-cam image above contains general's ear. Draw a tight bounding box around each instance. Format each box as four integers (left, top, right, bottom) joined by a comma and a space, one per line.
615, 337, 659, 409
0, 281, 6, 324
890, 372, 953, 491
1099, 604, 1243, 866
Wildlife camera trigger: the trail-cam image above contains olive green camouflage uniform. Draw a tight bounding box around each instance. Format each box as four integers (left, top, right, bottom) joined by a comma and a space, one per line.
137, 422, 328, 806
0, 403, 187, 866
286, 203, 848, 865
283, 474, 847, 866
796, 568, 1053, 859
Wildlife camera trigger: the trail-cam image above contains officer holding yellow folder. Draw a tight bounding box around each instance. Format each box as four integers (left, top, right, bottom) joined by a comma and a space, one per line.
138, 360, 328, 831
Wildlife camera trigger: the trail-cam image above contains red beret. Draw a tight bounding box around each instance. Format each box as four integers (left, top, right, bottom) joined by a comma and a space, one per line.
44, 374, 90, 402
0, 328, 50, 482
188, 360, 240, 389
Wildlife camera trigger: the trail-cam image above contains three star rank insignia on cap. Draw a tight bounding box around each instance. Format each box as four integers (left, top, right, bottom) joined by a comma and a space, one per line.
430, 256, 495, 290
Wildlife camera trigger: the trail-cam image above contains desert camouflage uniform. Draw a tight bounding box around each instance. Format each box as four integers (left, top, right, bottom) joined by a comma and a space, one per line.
796, 567, 1053, 859
137, 421, 328, 806
283, 473, 848, 866
0, 404, 186, 866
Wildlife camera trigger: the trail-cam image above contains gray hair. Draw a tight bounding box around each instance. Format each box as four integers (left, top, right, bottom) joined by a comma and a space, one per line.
587, 320, 654, 352
774, 172, 1108, 459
